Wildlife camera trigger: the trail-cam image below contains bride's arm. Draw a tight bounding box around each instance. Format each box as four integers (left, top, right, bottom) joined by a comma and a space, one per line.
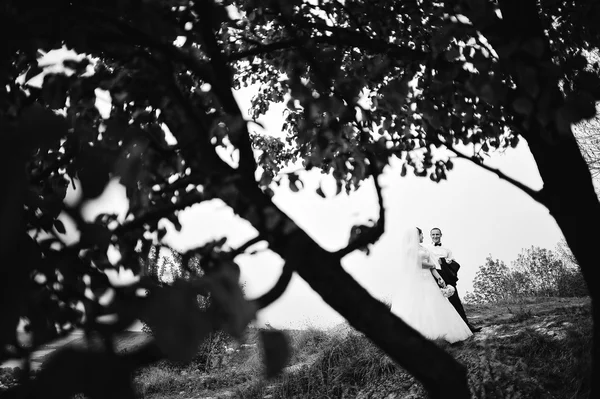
421, 253, 437, 269
430, 269, 446, 287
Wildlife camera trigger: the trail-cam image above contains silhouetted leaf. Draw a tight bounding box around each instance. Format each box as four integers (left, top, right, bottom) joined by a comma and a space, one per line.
316, 185, 326, 198
19, 103, 68, 151
167, 214, 182, 232
260, 329, 290, 378
53, 219, 66, 234
195, 261, 256, 339
142, 280, 212, 362
80, 223, 112, 252
77, 147, 112, 200
42, 73, 70, 109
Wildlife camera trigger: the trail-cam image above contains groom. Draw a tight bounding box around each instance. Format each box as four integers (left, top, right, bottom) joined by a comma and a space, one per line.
429, 228, 482, 333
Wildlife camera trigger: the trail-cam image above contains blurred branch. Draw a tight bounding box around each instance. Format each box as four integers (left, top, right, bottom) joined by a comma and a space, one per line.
113, 191, 204, 236
250, 262, 294, 310
333, 155, 386, 259
195, 1, 258, 183
229, 235, 266, 258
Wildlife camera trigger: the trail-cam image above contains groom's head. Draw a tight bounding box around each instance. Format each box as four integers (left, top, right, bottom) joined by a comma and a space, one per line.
430, 228, 442, 244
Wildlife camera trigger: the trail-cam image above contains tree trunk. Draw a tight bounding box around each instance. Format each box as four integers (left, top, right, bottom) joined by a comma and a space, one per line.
526, 129, 600, 396
463, 0, 600, 395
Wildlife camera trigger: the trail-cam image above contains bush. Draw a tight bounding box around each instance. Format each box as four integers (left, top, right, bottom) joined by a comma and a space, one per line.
465, 247, 588, 304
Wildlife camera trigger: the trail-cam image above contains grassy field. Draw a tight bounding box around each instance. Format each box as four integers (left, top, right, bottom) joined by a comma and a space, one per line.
0, 297, 591, 398
132, 296, 591, 399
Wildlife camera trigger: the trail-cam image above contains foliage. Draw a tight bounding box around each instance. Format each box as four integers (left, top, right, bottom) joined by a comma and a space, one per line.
465, 247, 588, 304
1, 0, 600, 397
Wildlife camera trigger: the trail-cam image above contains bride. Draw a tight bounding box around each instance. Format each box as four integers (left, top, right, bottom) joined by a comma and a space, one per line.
390, 227, 473, 344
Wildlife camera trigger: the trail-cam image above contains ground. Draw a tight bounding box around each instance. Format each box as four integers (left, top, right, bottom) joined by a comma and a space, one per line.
0, 296, 592, 398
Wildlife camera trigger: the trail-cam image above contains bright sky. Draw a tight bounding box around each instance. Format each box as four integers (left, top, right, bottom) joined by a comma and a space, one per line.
38, 48, 565, 330
80, 91, 563, 331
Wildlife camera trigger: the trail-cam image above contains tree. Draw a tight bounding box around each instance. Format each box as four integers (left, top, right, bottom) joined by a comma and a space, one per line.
466, 248, 587, 303
1, 0, 600, 398
465, 256, 516, 304
573, 50, 600, 190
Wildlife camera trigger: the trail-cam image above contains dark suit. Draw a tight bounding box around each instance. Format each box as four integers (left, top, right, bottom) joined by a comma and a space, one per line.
436, 258, 470, 325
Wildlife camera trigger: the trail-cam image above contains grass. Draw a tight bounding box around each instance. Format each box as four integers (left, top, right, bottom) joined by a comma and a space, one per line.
236, 297, 592, 399
1, 297, 591, 398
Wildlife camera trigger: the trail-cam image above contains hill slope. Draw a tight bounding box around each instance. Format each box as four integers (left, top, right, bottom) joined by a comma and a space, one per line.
1, 297, 591, 398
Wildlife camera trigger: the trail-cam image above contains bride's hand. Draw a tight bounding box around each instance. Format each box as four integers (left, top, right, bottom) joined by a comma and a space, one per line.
437, 277, 446, 288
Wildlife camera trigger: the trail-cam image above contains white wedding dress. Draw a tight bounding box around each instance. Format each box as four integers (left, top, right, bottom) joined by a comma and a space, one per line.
390, 228, 472, 344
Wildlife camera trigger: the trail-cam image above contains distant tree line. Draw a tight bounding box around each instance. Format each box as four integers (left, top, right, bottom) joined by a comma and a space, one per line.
465, 241, 588, 304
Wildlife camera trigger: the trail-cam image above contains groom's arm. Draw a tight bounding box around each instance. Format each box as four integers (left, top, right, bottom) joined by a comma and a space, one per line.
446, 248, 454, 262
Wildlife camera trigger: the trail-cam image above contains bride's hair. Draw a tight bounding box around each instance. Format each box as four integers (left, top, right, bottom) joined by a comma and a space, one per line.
416, 227, 422, 235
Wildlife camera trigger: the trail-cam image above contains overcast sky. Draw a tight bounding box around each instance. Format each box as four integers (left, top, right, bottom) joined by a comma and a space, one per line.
40, 47, 565, 330
81, 89, 563, 330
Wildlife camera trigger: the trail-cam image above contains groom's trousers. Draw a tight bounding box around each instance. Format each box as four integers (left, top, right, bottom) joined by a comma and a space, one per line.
438, 259, 470, 325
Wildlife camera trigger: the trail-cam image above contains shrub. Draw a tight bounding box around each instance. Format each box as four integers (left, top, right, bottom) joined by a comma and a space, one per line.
465, 247, 589, 304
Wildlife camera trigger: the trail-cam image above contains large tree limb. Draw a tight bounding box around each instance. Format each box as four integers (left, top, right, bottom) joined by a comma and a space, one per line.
195, 1, 258, 183
460, 1, 600, 397
62, 4, 470, 397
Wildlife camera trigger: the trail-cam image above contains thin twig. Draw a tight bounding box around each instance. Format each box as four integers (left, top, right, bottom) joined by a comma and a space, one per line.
440, 139, 543, 202
229, 236, 266, 258
333, 155, 386, 259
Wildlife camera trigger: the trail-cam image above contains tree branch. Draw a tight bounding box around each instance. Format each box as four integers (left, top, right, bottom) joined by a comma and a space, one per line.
229, 235, 266, 258
250, 262, 294, 310
441, 139, 543, 203
195, 1, 258, 182
333, 157, 386, 259
113, 191, 205, 236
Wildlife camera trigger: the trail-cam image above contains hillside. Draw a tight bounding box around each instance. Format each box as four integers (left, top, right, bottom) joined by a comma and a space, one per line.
1, 297, 591, 398
132, 297, 591, 399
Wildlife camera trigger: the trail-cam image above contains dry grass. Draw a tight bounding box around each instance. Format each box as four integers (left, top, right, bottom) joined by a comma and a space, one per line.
2, 297, 590, 399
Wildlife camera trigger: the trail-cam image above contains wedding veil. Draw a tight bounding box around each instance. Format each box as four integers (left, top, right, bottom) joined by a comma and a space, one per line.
397, 227, 421, 277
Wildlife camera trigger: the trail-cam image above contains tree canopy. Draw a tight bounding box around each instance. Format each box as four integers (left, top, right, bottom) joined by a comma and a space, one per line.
1, 0, 600, 398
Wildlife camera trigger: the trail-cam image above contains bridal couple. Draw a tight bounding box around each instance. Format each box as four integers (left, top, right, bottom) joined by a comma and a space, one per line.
391, 227, 481, 344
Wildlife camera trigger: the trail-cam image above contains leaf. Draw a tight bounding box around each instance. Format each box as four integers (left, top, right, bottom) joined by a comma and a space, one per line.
77, 146, 112, 200
142, 280, 212, 363
316, 185, 326, 198
53, 219, 66, 234
167, 214, 182, 232
80, 223, 112, 252
400, 163, 407, 177
19, 103, 68, 151
445, 47, 461, 62
288, 173, 303, 193
0, 235, 40, 349
335, 180, 343, 195
260, 329, 290, 378
42, 73, 70, 109
195, 261, 256, 339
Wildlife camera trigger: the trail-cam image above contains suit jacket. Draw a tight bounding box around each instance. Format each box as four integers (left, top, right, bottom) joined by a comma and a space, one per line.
437, 258, 461, 286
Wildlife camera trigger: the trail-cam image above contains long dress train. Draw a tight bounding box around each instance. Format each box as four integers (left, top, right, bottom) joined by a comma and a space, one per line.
391, 236, 472, 344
